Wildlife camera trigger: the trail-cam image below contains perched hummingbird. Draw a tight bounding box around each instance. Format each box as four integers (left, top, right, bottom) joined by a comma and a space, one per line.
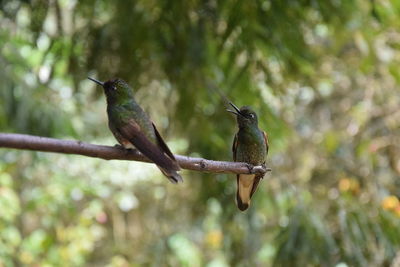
228, 102, 269, 211
88, 77, 183, 184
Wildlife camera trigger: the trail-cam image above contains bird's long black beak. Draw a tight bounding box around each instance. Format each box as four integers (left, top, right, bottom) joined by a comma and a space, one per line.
227, 102, 244, 117
88, 77, 104, 86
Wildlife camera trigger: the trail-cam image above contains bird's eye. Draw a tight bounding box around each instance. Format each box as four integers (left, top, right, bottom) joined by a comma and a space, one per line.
249, 114, 255, 119
112, 85, 117, 90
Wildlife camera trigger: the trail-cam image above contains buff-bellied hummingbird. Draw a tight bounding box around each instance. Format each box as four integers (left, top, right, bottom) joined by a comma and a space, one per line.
228, 102, 268, 211
88, 77, 183, 184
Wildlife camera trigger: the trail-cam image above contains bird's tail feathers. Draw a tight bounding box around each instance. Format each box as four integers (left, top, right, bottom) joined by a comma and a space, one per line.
236, 174, 254, 211
159, 167, 183, 184
236, 193, 250, 211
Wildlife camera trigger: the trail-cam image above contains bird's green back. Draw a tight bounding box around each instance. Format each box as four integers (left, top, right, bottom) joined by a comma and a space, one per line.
107, 96, 157, 143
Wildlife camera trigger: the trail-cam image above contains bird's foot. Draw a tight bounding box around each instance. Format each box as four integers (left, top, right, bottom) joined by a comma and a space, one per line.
247, 163, 270, 175
114, 144, 125, 150
262, 163, 272, 173
261, 163, 268, 173
114, 144, 134, 155
246, 163, 254, 174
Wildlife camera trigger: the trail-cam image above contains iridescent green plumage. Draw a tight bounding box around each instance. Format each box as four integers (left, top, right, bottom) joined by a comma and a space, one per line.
88, 77, 182, 183
229, 102, 268, 211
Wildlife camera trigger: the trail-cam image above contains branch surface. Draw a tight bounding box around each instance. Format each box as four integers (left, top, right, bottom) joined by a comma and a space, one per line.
0, 133, 271, 175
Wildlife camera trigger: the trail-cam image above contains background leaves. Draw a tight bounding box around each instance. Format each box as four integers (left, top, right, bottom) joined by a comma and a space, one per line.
1, 0, 400, 266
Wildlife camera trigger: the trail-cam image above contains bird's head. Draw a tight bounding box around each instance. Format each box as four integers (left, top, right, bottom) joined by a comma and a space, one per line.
88, 77, 133, 103
227, 102, 258, 128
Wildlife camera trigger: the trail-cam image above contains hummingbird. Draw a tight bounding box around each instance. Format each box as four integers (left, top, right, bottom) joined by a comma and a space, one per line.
228, 102, 269, 211
88, 77, 183, 184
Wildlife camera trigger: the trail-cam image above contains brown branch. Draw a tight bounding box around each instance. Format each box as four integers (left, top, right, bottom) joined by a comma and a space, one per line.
0, 133, 271, 175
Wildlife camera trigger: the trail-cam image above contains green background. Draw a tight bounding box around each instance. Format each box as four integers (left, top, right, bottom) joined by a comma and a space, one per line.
1, 0, 400, 266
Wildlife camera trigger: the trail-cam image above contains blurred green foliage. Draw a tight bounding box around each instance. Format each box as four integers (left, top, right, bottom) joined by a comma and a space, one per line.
1, 0, 400, 266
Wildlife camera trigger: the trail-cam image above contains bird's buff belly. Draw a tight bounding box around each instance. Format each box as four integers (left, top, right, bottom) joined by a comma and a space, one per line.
121, 140, 135, 149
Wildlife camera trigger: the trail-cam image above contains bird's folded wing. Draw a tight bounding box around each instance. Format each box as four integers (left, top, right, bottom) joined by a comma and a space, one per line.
250, 175, 263, 198
232, 133, 238, 161
119, 120, 180, 171
248, 130, 269, 197
152, 122, 177, 162
263, 131, 269, 155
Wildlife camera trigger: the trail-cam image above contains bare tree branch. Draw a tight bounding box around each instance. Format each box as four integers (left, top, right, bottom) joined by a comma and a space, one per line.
0, 133, 271, 175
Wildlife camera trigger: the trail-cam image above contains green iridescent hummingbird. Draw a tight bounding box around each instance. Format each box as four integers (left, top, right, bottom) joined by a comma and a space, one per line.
88, 77, 182, 184
228, 102, 269, 211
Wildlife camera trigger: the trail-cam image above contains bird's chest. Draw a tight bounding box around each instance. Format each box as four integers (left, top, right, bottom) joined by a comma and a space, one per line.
236, 131, 266, 165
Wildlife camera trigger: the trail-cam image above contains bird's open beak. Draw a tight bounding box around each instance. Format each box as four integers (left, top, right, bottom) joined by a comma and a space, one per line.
88, 77, 104, 86
227, 102, 244, 117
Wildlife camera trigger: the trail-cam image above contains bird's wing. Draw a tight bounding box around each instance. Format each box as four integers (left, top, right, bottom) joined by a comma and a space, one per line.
263, 131, 269, 156
248, 130, 269, 198
248, 131, 269, 197
152, 122, 177, 162
118, 119, 180, 172
232, 133, 238, 161
250, 175, 263, 198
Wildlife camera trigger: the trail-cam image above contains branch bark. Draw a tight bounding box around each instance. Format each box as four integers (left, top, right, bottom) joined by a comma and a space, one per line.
0, 133, 271, 175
